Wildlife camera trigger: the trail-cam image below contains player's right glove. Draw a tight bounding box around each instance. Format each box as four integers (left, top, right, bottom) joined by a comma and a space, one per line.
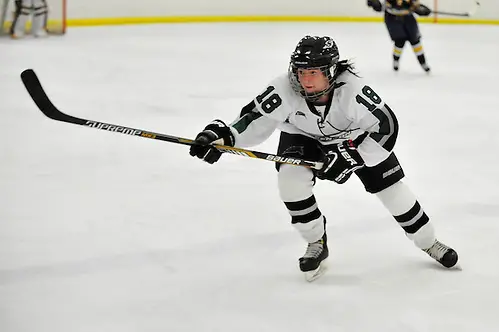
189, 120, 235, 164
317, 140, 365, 184
367, 0, 383, 12
414, 4, 432, 16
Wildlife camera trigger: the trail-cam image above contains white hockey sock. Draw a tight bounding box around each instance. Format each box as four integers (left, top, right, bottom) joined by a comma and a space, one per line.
376, 181, 436, 249
278, 165, 324, 243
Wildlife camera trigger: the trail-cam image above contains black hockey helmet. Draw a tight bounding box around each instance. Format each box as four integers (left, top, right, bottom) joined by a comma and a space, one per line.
288, 35, 340, 101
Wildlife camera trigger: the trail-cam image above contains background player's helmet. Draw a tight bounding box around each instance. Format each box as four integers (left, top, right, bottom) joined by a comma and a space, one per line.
288, 35, 340, 102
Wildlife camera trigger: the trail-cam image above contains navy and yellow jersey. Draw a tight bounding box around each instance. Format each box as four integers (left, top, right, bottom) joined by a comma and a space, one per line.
385, 0, 420, 16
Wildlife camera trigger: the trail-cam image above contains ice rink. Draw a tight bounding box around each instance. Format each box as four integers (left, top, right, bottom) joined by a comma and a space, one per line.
1, 22, 499, 331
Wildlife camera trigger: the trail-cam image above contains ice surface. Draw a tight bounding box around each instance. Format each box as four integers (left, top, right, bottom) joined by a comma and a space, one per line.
1, 22, 499, 332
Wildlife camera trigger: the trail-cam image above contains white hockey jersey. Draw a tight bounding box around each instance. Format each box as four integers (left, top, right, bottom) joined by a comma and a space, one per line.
229, 70, 398, 167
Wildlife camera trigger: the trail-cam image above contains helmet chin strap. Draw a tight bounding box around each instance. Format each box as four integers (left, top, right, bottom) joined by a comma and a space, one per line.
302, 84, 333, 102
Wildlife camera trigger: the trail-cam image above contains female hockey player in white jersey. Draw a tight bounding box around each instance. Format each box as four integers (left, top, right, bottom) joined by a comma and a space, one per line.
189, 35, 458, 281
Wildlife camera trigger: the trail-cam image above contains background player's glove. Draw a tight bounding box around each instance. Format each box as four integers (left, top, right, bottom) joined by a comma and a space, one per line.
317, 140, 365, 184
414, 4, 432, 16
367, 0, 383, 12
189, 120, 235, 164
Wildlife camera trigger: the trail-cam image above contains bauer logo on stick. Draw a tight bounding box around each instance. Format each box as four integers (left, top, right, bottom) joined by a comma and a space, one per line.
266, 155, 303, 165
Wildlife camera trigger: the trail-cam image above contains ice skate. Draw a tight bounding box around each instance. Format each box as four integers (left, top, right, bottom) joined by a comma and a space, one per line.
421, 63, 431, 73
299, 232, 329, 282
423, 240, 458, 268
10, 32, 25, 39
393, 59, 399, 71
34, 29, 48, 38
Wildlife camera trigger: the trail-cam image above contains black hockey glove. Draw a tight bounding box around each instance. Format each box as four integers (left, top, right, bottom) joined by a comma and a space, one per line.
189, 120, 235, 164
367, 0, 383, 12
414, 4, 432, 16
317, 140, 365, 184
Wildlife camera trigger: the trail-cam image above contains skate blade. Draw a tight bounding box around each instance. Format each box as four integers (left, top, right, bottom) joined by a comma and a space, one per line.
303, 261, 328, 282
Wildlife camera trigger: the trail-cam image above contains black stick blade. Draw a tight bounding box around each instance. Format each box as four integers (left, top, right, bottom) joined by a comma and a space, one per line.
20, 69, 81, 124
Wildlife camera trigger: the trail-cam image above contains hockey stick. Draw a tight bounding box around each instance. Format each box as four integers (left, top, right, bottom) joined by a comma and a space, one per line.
432, 1, 480, 17
20, 69, 323, 170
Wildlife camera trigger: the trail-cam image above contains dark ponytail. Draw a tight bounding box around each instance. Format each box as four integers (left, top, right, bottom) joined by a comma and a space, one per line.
334, 59, 359, 80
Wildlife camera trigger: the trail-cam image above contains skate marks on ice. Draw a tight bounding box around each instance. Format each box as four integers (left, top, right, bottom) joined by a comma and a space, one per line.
0, 228, 460, 287
0, 220, 492, 332
302, 260, 329, 282
411, 259, 463, 273
304, 257, 463, 284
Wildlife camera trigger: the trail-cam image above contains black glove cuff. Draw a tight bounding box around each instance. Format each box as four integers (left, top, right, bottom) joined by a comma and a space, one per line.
203, 119, 235, 146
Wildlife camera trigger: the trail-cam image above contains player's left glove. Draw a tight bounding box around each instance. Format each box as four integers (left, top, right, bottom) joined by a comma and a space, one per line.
414, 4, 432, 16
317, 140, 365, 184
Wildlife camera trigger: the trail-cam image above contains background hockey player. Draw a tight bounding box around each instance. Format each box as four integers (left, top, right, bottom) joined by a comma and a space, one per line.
189, 35, 458, 281
9, 0, 48, 38
367, 0, 432, 72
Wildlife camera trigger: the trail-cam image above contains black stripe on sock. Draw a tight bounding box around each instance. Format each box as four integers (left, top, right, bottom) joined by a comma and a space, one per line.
291, 209, 322, 224
394, 201, 421, 223
403, 214, 429, 234
284, 195, 316, 212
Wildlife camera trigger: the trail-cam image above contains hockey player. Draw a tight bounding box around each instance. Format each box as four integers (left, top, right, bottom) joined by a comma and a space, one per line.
189, 36, 458, 281
367, 0, 432, 72
9, 0, 48, 38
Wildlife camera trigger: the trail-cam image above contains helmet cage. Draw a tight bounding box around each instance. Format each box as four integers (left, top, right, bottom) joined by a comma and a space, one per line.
288, 63, 337, 102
